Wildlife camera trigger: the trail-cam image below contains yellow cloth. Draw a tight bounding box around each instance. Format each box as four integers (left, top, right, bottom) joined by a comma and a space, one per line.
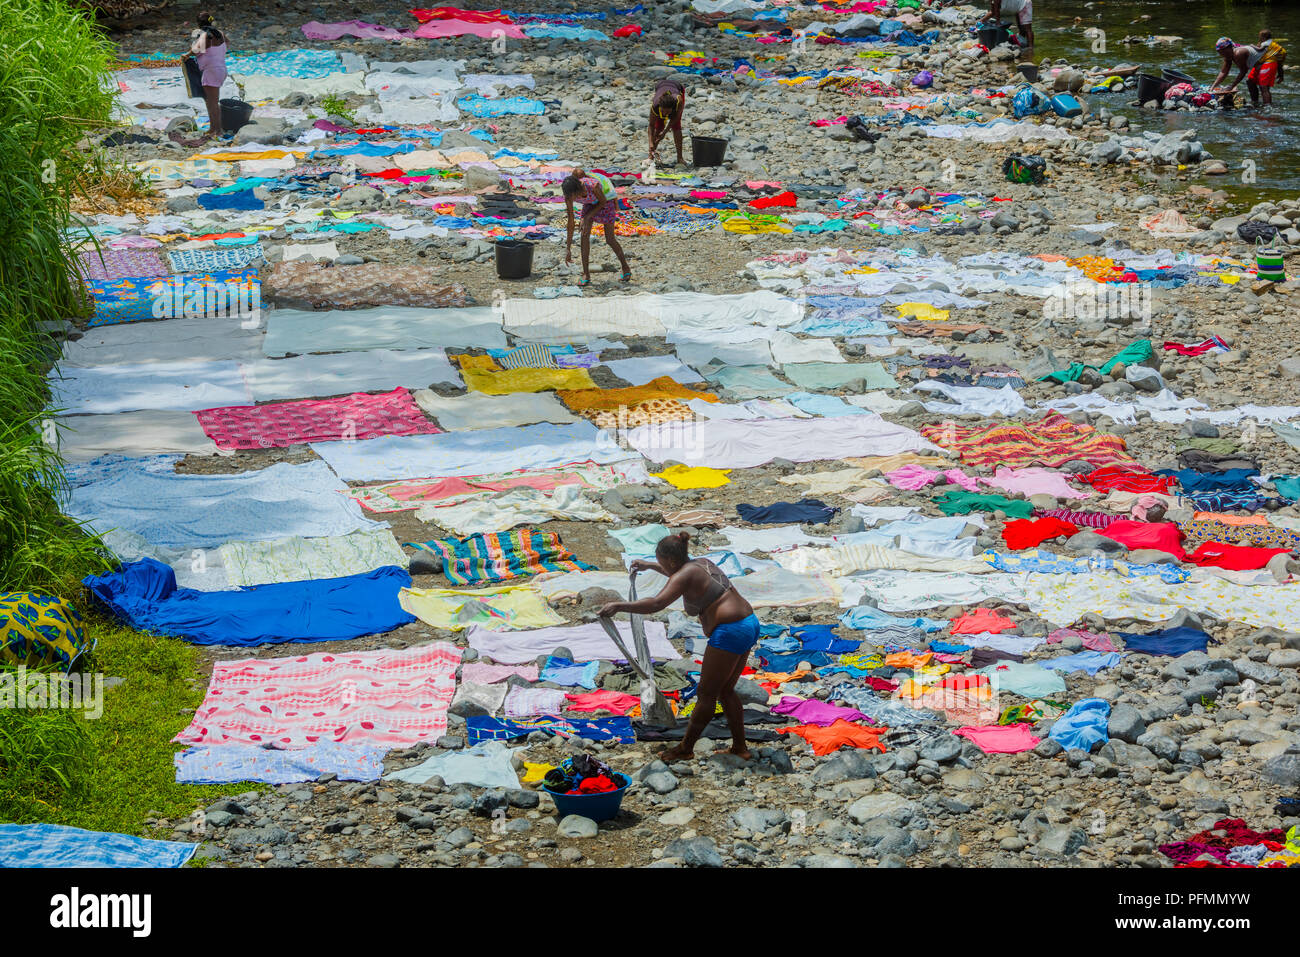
896, 302, 950, 322
521, 761, 555, 785
557, 376, 718, 413
398, 584, 564, 631
463, 367, 597, 395
193, 148, 302, 161
653, 464, 731, 489
453, 353, 502, 371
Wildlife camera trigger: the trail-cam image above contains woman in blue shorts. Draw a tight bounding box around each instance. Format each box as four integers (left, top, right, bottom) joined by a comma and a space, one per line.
599, 531, 759, 760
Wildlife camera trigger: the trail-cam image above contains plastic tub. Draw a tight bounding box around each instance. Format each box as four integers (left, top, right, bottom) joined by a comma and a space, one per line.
1017, 62, 1039, 82
1162, 68, 1196, 85
978, 23, 1010, 48
1049, 93, 1083, 117
494, 238, 534, 280
219, 99, 254, 133
1135, 73, 1170, 105
691, 135, 728, 167
545, 772, 631, 823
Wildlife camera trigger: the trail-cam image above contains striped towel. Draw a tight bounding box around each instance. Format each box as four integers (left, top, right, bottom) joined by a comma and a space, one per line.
410, 528, 593, 585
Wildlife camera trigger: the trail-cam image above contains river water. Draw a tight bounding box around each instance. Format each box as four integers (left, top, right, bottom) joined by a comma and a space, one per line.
1031, 0, 1297, 204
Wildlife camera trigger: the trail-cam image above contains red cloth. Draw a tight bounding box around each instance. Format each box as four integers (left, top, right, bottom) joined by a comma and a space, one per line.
864, 676, 897, 693
749, 190, 797, 209
1097, 520, 1185, 559
1082, 465, 1174, 494
1001, 517, 1079, 550
563, 690, 640, 715
410, 7, 513, 22
949, 607, 1016, 635
1163, 337, 1228, 357
567, 774, 618, 794
1187, 542, 1291, 571
613, 24, 642, 37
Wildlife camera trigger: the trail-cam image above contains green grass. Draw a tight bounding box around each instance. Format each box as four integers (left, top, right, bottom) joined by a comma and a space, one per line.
319, 94, 360, 127
0, 614, 265, 833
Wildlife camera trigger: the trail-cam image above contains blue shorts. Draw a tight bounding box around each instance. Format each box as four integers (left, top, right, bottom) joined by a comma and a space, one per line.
706, 614, 761, 655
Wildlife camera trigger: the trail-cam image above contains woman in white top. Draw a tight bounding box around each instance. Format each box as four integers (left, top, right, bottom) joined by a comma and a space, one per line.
990, 0, 1033, 49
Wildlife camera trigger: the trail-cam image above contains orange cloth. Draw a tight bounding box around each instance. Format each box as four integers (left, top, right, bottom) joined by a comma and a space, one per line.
1193, 511, 1270, 526
779, 719, 888, 756
556, 375, 719, 413
885, 650, 933, 669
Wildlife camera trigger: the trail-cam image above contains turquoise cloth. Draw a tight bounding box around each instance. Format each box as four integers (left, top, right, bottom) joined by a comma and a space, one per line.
785, 392, 869, 417
1048, 697, 1110, 752
976, 661, 1066, 698
705, 365, 792, 399
608, 523, 671, 556
783, 361, 898, 391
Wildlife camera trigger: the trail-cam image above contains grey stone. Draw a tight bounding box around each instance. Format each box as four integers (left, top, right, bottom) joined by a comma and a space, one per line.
1107, 703, 1147, 743
664, 835, 723, 867
557, 815, 600, 839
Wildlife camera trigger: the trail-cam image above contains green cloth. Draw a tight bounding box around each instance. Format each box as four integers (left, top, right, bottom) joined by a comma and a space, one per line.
783, 361, 898, 391
607, 524, 671, 556
935, 490, 1034, 519
600, 662, 691, 694
1037, 339, 1154, 384
1176, 437, 1241, 456
705, 365, 792, 399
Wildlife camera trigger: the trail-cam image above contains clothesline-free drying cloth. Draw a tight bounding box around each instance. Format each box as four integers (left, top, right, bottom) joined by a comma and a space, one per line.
175, 642, 461, 748
467, 619, 678, 664
196, 387, 442, 450
0, 823, 195, 868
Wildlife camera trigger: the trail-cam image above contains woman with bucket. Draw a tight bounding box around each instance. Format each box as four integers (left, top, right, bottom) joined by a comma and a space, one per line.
562, 169, 632, 286
599, 531, 760, 761
188, 12, 228, 140
648, 77, 686, 167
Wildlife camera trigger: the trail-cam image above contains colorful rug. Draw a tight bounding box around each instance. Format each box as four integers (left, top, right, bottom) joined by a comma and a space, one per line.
174, 643, 461, 748
410, 528, 593, 585
920, 414, 1135, 469
195, 387, 442, 450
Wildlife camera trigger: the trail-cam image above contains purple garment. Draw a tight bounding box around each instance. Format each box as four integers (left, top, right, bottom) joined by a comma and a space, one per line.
78, 248, 169, 282
1046, 627, 1117, 653
195, 40, 227, 88
771, 696, 867, 727
301, 20, 411, 41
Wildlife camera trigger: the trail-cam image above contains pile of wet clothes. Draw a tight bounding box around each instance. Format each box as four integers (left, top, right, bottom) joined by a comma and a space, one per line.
542, 753, 623, 795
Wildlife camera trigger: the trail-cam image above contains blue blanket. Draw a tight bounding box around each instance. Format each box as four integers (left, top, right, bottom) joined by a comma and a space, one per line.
84, 558, 415, 646
0, 823, 195, 868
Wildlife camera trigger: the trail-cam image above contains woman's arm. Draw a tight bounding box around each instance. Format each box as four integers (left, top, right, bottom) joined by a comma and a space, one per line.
629, 559, 667, 575
191, 31, 208, 56
600, 567, 691, 616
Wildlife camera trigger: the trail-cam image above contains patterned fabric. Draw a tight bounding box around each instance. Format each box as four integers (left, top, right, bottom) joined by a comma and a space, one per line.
220, 528, 408, 587
1033, 507, 1120, 528
86, 267, 259, 327
0, 824, 194, 868
78, 248, 169, 282
0, 593, 91, 671
1186, 491, 1272, 513
921, 414, 1135, 468
587, 398, 695, 429
497, 342, 558, 369
174, 743, 386, 784
167, 245, 265, 273
195, 387, 442, 450
981, 548, 1191, 583
174, 643, 462, 749
557, 376, 719, 413
661, 508, 727, 526
410, 528, 593, 585
1180, 519, 1300, 550
347, 463, 633, 512
464, 714, 637, 743
263, 261, 470, 309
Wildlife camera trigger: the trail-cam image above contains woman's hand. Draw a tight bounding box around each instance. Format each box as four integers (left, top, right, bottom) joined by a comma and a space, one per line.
597, 602, 622, 617
628, 559, 653, 574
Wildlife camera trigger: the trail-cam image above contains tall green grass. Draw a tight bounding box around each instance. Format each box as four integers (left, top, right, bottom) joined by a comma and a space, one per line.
0, 0, 116, 593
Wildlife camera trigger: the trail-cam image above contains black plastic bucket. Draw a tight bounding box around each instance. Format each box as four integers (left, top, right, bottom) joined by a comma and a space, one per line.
1161, 68, 1196, 85
219, 99, 254, 133
1016, 62, 1039, 82
1136, 73, 1170, 104
691, 135, 728, 167
182, 56, 203, 98
979, 23, 1010, 47
494, 238, 534, 280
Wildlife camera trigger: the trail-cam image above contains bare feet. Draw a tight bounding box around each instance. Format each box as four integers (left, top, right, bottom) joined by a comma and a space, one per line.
659, 744, 691, 762
728, 745, 753, 761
